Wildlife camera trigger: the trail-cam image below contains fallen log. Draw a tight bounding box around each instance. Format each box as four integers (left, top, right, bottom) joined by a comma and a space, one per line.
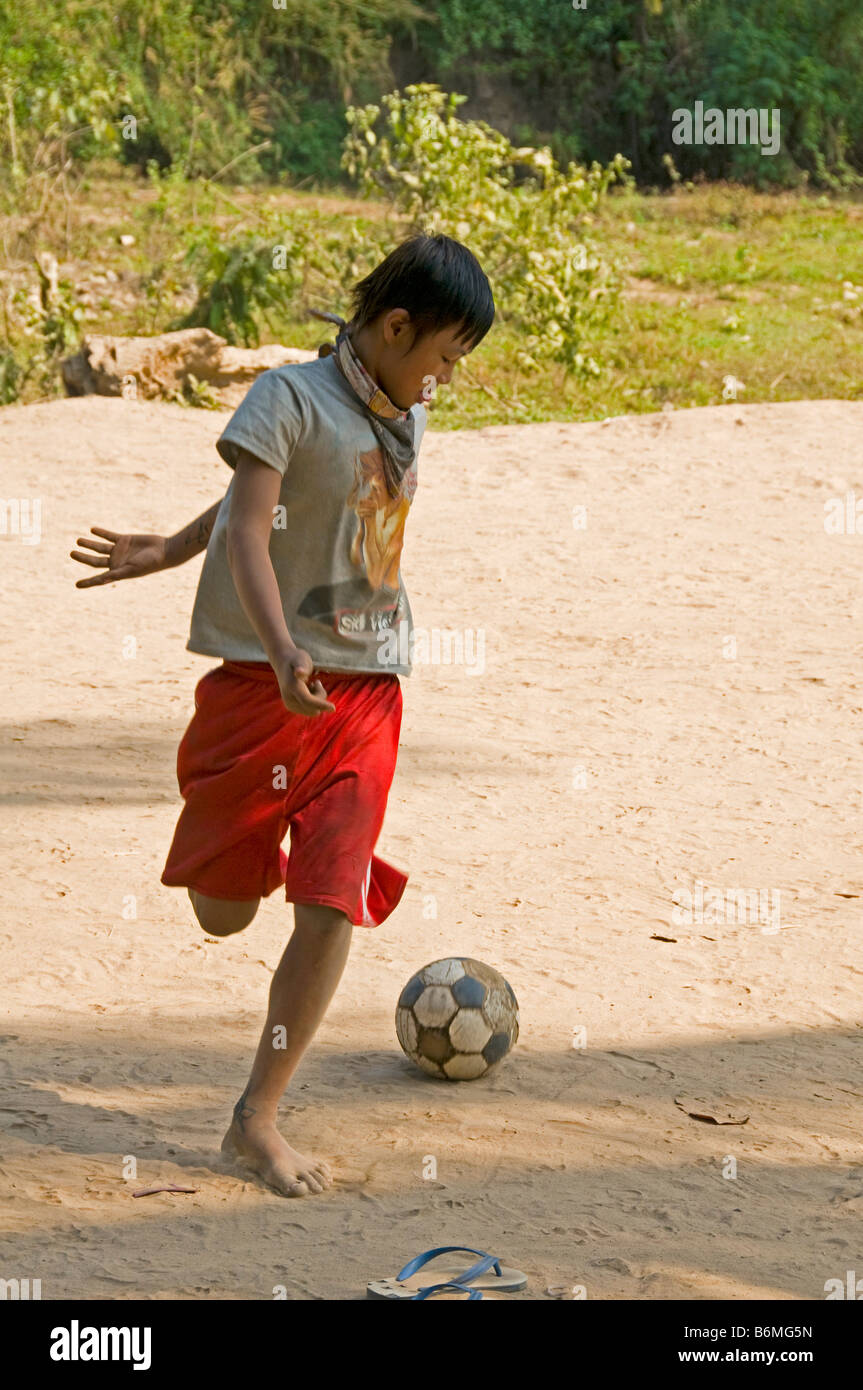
62, 328, 317, 407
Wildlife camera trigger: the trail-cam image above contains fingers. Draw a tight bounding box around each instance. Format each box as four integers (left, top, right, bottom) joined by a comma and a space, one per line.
301, 679, 336, 714
90, 527, 120, 541
70, 549, 109, 567
290, 687, 336, 716
75, 566, 133, 589
277, 652, 336, 717
283, 678, 336, 716
307, 679, 336, 712
75, 536, 113, 554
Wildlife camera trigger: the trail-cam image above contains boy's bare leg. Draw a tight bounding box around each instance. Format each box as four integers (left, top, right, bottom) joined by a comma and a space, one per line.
221, 902, 352, 1196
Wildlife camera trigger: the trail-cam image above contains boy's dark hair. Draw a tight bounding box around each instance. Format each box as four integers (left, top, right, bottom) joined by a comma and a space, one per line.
349, 233, 494, 350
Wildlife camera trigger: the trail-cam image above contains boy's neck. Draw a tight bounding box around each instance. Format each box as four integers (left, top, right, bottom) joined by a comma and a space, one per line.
348, 323, 385, 391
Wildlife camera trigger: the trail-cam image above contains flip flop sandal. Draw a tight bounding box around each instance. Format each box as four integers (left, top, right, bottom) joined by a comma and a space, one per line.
414, 1281, 485, 1300
367, 1245, 527, 1299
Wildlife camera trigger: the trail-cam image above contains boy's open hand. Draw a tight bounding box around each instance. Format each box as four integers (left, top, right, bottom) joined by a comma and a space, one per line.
274, 648, 336, 717
71, 527, 167, 588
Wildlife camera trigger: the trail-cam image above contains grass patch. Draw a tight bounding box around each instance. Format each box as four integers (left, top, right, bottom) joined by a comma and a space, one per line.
1, 170, 861, 423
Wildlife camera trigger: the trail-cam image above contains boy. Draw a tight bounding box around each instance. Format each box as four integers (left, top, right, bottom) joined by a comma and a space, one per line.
72, 234, 495, 1197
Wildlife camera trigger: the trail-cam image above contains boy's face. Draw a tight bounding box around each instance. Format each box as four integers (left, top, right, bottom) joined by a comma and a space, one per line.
374, 310, 474, 410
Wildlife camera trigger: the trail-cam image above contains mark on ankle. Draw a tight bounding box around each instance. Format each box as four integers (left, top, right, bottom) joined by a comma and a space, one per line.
233, 1086, 257, 1133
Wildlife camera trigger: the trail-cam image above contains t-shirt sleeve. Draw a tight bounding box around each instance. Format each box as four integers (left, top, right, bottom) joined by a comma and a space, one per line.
215, 367, 305, 477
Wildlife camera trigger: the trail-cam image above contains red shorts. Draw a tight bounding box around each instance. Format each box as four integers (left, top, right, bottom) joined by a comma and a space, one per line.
161, 661, 406, 927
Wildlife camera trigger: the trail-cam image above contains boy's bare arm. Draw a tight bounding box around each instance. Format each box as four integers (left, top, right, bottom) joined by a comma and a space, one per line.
165, 501, 223, 568
227, 450, 335, 717
71, 500, 222, 588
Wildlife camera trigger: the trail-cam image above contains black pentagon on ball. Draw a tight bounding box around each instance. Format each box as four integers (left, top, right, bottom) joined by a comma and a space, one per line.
460, 958, 505, 991
451, 974, 487, 1008
482, 1032, 513, 1066
416, 1025, 454, 1064
397, 974, 425, 1009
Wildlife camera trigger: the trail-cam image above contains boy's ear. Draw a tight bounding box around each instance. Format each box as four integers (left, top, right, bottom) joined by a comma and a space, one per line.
382, 307, 415, 344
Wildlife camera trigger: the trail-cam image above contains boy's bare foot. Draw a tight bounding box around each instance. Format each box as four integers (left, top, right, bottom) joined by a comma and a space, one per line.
221, 1103, 333, 1197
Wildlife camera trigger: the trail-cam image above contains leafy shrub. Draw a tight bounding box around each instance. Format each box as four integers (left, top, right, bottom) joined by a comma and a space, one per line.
343, 84, 630, 371
0, 349, 23, 406
264, 98, 350, 186
177, 220, 309, 346
0, 253, 90, 401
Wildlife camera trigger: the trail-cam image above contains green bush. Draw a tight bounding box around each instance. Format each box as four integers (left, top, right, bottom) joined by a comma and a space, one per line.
0, 349, 23, 406
343, 84, 629, 371
1, 253, 90, 400
173, 195, 393, 346
264, 98, 349, 186
177, 221, 308, 345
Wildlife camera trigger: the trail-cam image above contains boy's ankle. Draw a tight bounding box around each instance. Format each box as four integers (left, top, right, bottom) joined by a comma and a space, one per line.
232, 1093, 277, 1129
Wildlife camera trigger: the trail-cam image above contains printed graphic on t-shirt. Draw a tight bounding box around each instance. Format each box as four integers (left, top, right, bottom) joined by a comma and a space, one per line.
297, 446, 416, 640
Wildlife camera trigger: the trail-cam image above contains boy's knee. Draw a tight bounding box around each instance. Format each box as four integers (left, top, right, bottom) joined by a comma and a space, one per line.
189, 889, 260, 936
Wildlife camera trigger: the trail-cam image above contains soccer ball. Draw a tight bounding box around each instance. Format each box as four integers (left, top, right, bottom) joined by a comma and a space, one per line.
395, 957, 519, 1080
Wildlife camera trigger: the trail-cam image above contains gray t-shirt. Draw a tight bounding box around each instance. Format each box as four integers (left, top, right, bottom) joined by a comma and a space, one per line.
188, 354, 426, 675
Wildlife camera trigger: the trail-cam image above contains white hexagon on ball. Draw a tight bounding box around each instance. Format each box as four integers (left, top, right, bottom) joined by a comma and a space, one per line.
421, 958, 466, 986
395, 1006, 417, 1054
413, 1051, 444, 1077
414, 985, 457, 1028
444, 1052, 489, 1080
449, 1008, 492, 1052
483, 987, 512, 1031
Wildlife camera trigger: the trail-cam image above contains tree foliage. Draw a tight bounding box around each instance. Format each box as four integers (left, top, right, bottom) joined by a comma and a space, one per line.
404, 0, 863, 188
1, 0, 861, 190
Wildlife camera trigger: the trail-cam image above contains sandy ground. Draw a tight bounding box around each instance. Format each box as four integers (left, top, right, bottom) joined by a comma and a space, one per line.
1, 393, 862, 1301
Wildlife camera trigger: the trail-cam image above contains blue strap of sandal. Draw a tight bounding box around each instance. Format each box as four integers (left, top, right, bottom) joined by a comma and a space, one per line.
414, 1281, 483, 1300
396, 1246, 501, 1288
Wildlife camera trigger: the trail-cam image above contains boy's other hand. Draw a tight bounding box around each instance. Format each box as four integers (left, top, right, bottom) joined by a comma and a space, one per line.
274, 648, 336, 717
71, 527, 167, 588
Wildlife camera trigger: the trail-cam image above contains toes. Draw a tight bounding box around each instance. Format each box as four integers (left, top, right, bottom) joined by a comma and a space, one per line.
284, 1178, 310, 1197
300, 1171, 324, 1194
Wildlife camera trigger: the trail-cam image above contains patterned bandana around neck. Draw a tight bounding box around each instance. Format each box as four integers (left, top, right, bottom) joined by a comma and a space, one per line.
318, 317, 417, 500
